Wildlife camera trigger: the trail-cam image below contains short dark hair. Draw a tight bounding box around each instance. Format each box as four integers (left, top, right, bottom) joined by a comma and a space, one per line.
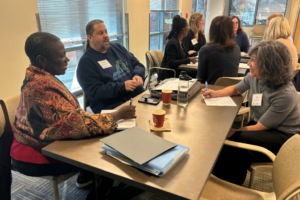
25, 32, 60, 65
230, 16, 243, 33
208, 16, 236, 52
248, 40, 293, 89
166, 15, 188, 40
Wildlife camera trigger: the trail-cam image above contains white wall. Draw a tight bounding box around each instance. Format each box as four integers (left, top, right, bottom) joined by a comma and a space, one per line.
204, 0, 225, 41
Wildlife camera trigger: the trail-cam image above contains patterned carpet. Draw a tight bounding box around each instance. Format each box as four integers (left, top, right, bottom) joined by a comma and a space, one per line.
11, 170, 273, 200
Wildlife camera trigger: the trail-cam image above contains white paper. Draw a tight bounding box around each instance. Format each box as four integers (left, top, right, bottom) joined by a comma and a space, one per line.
98, 59, 112, 69
153, 78, 197, 91
202, 95, 237, 106
187, 62, 198, 66
252, 94, 262, 106
101, 110, 136, 130
239, 63, 250, 69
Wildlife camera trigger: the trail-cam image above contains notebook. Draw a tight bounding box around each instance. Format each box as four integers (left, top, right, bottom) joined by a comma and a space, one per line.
100, 127, 177, 165
102, 143, 189, 177
101, 110, 135, 130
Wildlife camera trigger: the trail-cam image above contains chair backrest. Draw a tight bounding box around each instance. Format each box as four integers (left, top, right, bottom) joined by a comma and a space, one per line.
253, 25, 266, 35
214, 77, 249, 103
0, 94, 20, 138
145, 50, 164, 70
273, 135, 300, 200
83, 92, 89, 112
293, 68, 300, 78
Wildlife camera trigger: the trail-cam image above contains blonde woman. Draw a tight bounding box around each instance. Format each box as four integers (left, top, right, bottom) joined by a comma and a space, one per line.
182, 12, 206, 53
266, 17, 298, 70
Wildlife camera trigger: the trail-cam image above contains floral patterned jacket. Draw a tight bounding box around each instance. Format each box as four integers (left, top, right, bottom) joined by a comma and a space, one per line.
13, 65, 117, 147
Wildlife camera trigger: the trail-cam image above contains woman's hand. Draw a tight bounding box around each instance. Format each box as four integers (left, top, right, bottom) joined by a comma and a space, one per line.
188, 50, 196, 55
201, 88, 219, 98
189, 57, 198, 64
111, 105, 136, 122
227, 130, 236, 138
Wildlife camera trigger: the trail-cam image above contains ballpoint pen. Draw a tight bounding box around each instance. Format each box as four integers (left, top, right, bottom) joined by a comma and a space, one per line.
130, 98, 133, 105
205, 81, 209, 98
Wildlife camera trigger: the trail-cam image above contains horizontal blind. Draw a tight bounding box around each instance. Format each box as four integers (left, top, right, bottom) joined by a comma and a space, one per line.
150, 0, 179, 11
192, 0, 207, 17
37, 0, 123, 44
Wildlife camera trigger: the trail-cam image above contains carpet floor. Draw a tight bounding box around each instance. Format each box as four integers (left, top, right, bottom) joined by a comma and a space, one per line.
11, 169, 273, 200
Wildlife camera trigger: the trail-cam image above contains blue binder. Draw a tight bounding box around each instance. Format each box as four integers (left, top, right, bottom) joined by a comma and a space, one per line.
102, 143, 189, 177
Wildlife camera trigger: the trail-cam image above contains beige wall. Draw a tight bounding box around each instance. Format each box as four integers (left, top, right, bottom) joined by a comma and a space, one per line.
0, 0, 38, 99
180, 0, 193, 22
127, 0, 150, 66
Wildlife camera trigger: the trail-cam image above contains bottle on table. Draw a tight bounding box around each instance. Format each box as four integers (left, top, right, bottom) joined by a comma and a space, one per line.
177, 71, 192, 107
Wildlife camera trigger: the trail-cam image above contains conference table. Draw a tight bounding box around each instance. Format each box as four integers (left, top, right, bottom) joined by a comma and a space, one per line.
42, 85, 244, 200
178, 63, 250, 75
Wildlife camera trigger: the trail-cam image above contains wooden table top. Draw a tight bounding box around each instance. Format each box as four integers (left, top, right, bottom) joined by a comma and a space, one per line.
42, 85, 243, 200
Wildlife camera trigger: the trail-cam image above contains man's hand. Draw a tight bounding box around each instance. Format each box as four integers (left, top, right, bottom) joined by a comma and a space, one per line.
132, 76, 143, 87
125, 80, 137, 91
227, 130, 236, 138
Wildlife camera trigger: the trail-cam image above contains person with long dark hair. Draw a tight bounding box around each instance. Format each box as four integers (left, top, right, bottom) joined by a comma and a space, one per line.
182, 12, 206, 53
159, 15, 198, 81
231, 16, 250, 53
197, 16, 240, 85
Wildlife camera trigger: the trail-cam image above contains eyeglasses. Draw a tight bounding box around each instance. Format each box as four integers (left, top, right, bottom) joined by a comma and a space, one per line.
233, 22, 238, 25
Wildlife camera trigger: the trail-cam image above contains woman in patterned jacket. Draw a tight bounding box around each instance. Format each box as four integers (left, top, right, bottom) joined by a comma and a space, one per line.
11, 32, 137, 199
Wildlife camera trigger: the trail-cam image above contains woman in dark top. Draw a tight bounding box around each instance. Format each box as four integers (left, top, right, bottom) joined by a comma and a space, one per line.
197, 16, 240, 85
159, 15, 198, 81
231, 16, 250, 53
182, 12, 206, 53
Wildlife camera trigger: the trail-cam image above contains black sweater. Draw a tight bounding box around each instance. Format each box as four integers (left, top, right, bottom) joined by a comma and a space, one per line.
182, 29, 206, 52
197, 43, 241, 85
159, 36, 191, 81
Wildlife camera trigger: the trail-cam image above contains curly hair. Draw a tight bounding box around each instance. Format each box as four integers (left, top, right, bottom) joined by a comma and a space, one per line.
248, 40, 293, 89
166, 15, 188, 40
189, 12, 204, 35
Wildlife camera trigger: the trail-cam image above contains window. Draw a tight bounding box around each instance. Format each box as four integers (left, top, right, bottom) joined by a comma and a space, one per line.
149, 0, 179, 51
229, 0, 288, 27
192, 0, 207, 19
37, 0, 127, 94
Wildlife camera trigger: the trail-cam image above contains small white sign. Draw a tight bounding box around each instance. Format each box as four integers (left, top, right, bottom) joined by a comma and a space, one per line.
191, 38, 198, 45
98, 59, 112, 69
252, 94, 262, 106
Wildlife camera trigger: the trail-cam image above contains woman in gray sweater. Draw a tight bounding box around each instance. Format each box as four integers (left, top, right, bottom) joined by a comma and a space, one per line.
202, 40, 300, 185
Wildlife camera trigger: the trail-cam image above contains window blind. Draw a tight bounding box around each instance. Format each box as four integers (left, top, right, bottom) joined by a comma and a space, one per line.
37, 0, 124, 44
150, 0, 179, 11
192, 0, 207, 17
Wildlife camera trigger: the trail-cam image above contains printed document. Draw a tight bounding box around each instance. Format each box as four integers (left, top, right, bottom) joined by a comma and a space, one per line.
101, 110, 135, 130
202, 95, 237, 106
153, 78, 197, 91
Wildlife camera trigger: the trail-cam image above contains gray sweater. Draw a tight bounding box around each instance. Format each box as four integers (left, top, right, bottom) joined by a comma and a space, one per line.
236, 74, 300, 134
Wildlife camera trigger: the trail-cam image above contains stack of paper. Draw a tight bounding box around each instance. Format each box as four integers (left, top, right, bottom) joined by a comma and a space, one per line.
100, 127, 189, 176
101, 110, 135, 130
202, 95, 237, 106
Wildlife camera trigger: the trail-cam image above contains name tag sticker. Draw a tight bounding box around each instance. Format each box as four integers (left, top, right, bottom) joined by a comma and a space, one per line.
191, 38, 198, 45
252, 94, 262, 106
98, 60, 112, 69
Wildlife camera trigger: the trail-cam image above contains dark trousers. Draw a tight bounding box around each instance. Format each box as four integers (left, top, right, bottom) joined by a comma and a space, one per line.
212, 121, 294, 185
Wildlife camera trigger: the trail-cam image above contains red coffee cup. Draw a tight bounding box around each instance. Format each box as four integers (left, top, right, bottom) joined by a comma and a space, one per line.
152, 110, 166, 128
162, 90, 172, 105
